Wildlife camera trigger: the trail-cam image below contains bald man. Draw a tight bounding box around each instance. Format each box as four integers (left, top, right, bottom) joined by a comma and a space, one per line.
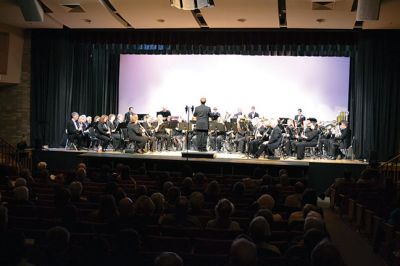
193, 97, 211, 152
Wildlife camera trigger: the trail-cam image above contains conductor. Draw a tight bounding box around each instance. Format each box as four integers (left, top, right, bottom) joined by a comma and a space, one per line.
193, 97, 211, 152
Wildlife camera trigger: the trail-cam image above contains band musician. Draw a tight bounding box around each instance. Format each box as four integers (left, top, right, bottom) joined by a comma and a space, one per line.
193, 97, 211, 152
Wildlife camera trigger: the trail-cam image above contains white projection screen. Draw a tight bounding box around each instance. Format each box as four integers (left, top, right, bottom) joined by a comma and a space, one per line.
119, 55, 350, 121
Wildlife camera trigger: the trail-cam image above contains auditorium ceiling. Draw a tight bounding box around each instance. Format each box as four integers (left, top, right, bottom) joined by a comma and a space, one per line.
0, 0, 399, 30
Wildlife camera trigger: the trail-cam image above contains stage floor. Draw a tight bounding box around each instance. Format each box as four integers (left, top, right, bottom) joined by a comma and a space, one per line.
46, 148, 367, 167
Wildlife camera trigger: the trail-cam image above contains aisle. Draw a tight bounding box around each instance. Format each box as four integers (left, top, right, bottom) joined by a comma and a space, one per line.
323, 208, 386, 266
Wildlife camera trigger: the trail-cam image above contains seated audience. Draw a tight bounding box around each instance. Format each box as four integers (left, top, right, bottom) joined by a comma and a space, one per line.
89, 195, 119, 223
207, 198, 241, 230
43, 226, 74, 265
285, 181, 305, 208
188, 191, 211, 216
151, 192, 166, 216
205, 180, 221, 203
249, 216, 281, 257
69, 181, 86, 202
311, 239, 345, 266
155, 252, 183, 266
181, 176, 193, 196
229, 237, 258, 266
12, 186, 33, 205
159, 196, 202, 228
255, 194, 283, 222
112, 229, 142, 266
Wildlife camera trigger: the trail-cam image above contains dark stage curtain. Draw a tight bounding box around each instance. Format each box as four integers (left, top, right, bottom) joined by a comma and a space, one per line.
31, 31, 119, 147
31, 29, 400, 160
350, 31, 400, 161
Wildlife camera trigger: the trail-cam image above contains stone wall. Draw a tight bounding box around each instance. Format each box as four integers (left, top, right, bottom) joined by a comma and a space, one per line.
0, 31, 30, 146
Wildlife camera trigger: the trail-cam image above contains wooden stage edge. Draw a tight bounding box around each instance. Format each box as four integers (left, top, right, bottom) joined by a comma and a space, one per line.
46, 148, 368, 167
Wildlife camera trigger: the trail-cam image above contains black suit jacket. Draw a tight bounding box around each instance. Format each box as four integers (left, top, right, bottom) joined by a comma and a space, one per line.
337, 127, 351, 149
268, 126, 282, 146
248, 112, 259, 119
127, 123, 143, 141
66, 119, 79, 135
305, 129, 319, 143
294, 115, 306, 126
124, 112, 133, 123
194, 104, 211, 131
97, 122, 109, 136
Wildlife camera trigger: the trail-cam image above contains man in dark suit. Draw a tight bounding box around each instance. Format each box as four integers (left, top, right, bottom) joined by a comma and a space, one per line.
124, 107, 134, 123
210, 107, 220, 121
329, 121, 351, 159
193, 97, 211, 152
248, 106, 259, 119
294, 108, 306, 127
66, 112, 82, 149
295, 122, 319, 160
254, 119, 282, 159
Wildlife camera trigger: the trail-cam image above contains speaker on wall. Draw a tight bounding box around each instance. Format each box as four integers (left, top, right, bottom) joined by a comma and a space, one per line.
356, 0, 381, 21
16, 0, 44, 22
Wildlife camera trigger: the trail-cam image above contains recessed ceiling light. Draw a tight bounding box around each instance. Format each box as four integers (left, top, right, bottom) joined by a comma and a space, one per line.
157, 19, 165, 23
237, 18, 246, 23
316, 18, 326, 23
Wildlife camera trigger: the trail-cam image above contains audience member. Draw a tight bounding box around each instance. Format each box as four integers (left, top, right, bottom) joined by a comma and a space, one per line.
151, 192, 166, 215
14, 177, 27, 188
69, 181, 85, 202
205, 180, 221, 203
255, 194, 283, 221
189, 191, 211, 216
284, 182, 305, 208
13, 186, 32, 205
181, 177, 193, 196
159, 196, 202, 228
44, 226, 73, 265
248, 216, 281, 257
229, 237, 258, 266
112, 229, 142, 266
155, 252, 183, 266
207, 198, 240, 230
89, 195, 119, 223
232, 182, 246, 198
311, 239, 345, 266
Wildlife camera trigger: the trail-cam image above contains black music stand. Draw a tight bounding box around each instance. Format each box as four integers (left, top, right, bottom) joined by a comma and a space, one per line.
138, 114, 148, 121
167, 120, 178, 129
209, 121, 226, 151
115, 121, 127, 142
184, 106, 194, 158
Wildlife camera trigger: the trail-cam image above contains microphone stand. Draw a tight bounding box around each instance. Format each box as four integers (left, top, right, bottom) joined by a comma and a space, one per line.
185, 105, 193, 161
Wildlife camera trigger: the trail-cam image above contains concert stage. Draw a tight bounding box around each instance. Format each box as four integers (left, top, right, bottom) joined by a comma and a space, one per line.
34, 148, 368, 192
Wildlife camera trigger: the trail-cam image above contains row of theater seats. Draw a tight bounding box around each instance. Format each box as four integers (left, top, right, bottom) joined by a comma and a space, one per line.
0, 167, 313, 266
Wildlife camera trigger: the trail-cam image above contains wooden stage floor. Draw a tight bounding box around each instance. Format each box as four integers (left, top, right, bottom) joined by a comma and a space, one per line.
47, 148, 367, 167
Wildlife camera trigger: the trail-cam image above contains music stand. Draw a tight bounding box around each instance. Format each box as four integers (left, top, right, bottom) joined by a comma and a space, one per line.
167, 120, 178, 129
115, 122, 127, 141
138, 114, 148, 121
178, 122, 192, 131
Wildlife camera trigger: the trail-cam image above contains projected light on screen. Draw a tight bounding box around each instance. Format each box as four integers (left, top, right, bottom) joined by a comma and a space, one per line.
119, 55, 350, 121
